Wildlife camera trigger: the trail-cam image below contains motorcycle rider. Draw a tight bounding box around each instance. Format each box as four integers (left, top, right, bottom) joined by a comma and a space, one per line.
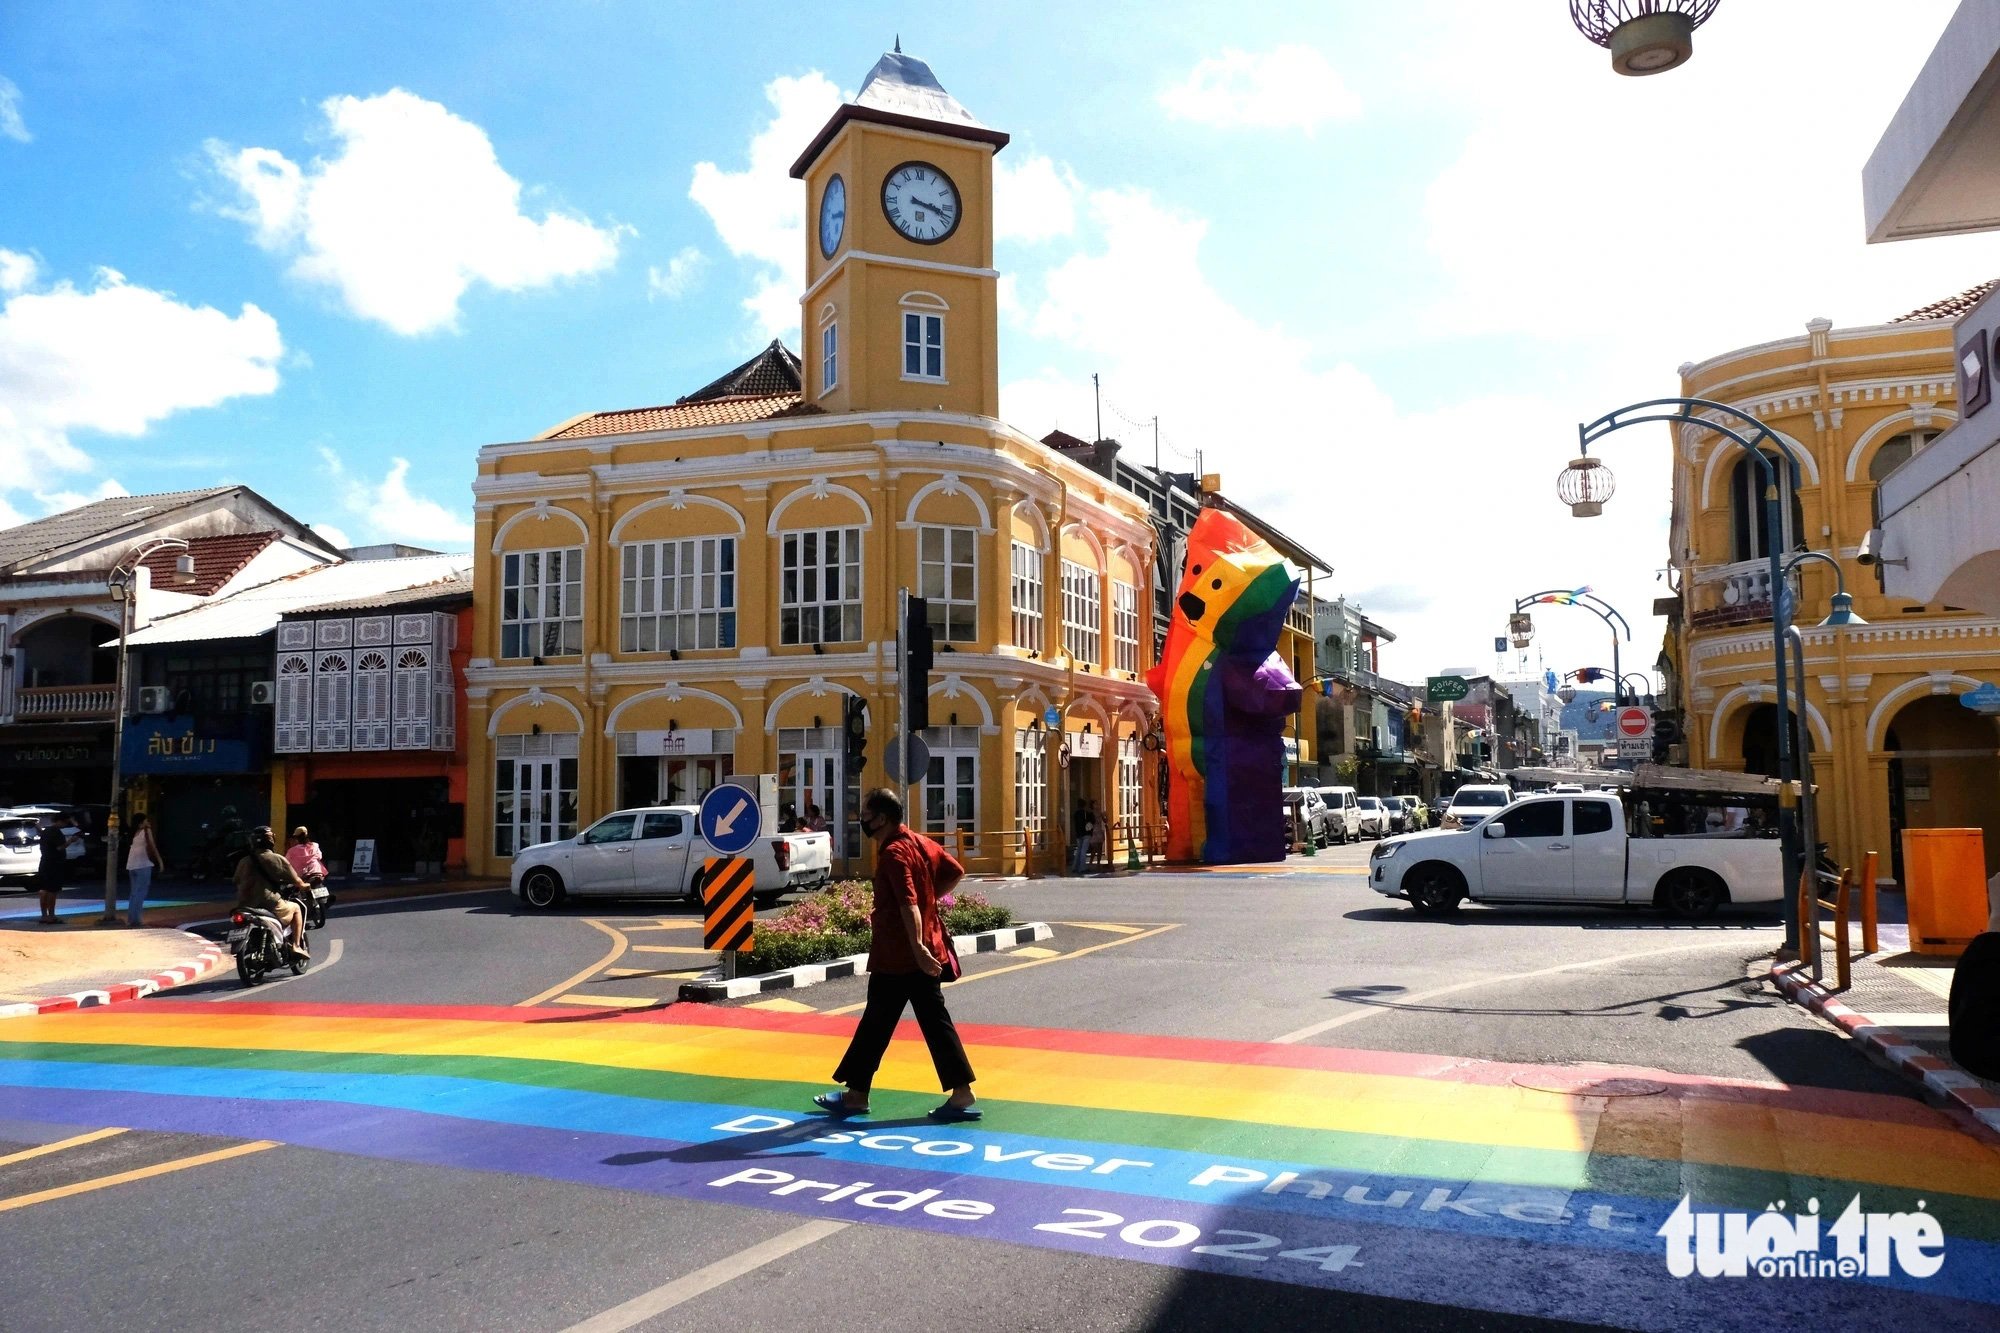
234, 824, 309, 959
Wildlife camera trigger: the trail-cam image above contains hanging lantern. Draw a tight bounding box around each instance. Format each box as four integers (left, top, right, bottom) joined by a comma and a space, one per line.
1569, 1, 1721, 77
1557, 683, 1578, 705
1557, 455, 1615, 517
1508, 612, 1534, 650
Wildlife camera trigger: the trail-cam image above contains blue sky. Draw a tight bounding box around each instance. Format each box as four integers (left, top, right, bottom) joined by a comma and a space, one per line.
1, 1, 1992, 677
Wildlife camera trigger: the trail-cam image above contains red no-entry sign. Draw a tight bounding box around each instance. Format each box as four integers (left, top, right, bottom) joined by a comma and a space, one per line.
1616, 706, 1654, 739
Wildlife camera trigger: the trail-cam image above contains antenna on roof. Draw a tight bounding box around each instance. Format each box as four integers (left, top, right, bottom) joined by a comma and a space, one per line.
894, 34, 901, 54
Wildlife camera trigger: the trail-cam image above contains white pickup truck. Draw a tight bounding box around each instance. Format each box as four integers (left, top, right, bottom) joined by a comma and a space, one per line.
511, 806, 833, 910
1369, 791, 1782, 919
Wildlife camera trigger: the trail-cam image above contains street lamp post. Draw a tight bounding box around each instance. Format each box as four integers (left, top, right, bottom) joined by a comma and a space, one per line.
100, 540, 193, 925
1561, 397, 1815, 953
1508, 589, 1633, 713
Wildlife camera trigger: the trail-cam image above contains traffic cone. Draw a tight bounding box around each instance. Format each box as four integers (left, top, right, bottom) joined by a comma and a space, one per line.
1127, 838, 1141, 872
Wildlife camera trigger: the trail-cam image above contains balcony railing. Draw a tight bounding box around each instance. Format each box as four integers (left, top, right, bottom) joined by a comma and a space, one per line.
14, 683, 119, 721
1691, 558, 1774, 629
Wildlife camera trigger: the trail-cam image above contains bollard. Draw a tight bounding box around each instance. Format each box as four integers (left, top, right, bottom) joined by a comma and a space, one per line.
1126, 835, 1141, 872
1860, 850, 1879, 957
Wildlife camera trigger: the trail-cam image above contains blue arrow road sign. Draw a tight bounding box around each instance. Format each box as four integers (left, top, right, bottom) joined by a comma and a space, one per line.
698, 783, 761, 856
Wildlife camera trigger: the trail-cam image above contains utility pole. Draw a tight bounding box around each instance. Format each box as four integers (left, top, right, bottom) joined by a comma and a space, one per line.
1092, 372, 1102, 444
1152, 416, 1160, 472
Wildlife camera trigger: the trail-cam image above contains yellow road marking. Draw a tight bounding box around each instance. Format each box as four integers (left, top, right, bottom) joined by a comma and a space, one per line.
0, 1127, 127, 1168
1008, 946, 1060, 959
550, 994, 661, 1009
826, 924, 1182, 1015
1056, 921, 1144, 935
744, 998, 816, 1013
0, 1140, 278, 1213
631, 944, 716, 955
622, 921, 703, 932
519, 919, 630, 1007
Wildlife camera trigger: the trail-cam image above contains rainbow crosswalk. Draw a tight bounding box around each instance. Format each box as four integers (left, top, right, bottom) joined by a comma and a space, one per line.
3, 1001, 1999, 1328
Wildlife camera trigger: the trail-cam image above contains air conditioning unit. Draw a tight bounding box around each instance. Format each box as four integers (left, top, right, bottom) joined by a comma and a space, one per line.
249, 680, 276, 707
137, 685, 173, 714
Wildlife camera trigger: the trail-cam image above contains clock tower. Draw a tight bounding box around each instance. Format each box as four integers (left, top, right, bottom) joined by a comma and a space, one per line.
791, 49, 1008, 420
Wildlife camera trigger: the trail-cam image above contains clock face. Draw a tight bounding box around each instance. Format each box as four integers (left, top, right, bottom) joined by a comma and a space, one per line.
881, 162, 960, 244
818, 174, 846, 259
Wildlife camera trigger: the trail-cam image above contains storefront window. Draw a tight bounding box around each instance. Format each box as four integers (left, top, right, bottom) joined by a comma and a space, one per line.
493, 733, 579, 856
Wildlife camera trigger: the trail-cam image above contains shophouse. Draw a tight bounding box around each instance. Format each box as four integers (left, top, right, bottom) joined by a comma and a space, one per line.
1663, 301, 2000, 882
465, 51, 1156, 878
0, 487, 341, 811
120, 553, 473, 871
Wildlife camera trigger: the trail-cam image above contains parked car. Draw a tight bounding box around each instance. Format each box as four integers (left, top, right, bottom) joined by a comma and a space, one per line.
1370, 791, 1781, 919
1282, 786, 1338, 848
1395, 795, 1429, 831
510, 805, 833, 910
1354, 796, 1389, 838
0, 815, 43, 885
3, 804, 106, 869
1382, 798, 1409, 834
1552, 783, 1585, 794
1439, 784, 1512, 831
1314, 787, 1362, 844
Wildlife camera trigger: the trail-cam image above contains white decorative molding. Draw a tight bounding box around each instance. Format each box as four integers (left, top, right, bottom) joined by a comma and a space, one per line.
485, 686, 586, 737
1010, 499, 1050, 551
763, 677, 864, 729
490, 500, 590, 553
902, 472, 995, 532
930, 674, 995, 729
1807, 317, 1832, 360
1866, 673, 1992, 749
1706, 683, 1831, 755
609, 490, 747, 542
1059, 520, 1107, 570
766, 479, 875, 534
1696, 424, 1818, 511
1843, 407, 1959, 481
603, 684, 745, 734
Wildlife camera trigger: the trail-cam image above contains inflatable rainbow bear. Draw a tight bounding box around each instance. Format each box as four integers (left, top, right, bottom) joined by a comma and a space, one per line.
1145, 506, 1302, 864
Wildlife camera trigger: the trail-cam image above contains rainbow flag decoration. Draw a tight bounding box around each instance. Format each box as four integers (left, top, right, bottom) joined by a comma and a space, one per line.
2, 1002, 1999, 1325
1144, 508, 1300, 863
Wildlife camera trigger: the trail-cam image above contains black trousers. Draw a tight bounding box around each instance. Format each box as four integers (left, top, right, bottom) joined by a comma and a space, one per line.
833, 970, 976, 1091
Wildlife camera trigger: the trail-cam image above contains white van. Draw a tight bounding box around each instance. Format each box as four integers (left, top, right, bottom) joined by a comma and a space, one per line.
1314, 787, 1363, 844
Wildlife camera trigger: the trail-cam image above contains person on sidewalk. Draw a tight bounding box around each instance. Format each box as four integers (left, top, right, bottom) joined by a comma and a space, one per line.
124, 813, 165, 927
35, 817, 66, 924
814, 788, 979, 1123
233, 825, 309, 959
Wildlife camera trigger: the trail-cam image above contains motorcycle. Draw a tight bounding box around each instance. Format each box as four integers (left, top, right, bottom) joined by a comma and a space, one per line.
300, 873, 333, 929
226, 894, 311, 986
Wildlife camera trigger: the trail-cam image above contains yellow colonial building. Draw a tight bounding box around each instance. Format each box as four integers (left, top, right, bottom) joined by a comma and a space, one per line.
1667, 289, 2000, 885
465, 50, 1157, 877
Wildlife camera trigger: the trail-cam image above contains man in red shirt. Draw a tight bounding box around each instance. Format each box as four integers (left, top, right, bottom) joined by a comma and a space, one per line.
815, 788, 980, 1123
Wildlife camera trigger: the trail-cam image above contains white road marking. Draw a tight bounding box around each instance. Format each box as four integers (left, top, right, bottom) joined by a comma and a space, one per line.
214, 937, 343, 1000
556, 1219, 848, 1333
1270, 933, 1780, 1044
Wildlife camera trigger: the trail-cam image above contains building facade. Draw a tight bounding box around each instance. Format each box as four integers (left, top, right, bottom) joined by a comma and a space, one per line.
1664, 307, 2000, 882
465, 51, 1157, 877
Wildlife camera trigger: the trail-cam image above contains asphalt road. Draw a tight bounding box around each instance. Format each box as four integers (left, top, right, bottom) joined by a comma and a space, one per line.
4, 846, 1994, 1331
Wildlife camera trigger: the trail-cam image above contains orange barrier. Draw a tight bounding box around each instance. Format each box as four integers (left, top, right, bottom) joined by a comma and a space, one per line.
1859, 850, 1879, 958
1798, 864, 1854, 992
1902, 827, 1988, 957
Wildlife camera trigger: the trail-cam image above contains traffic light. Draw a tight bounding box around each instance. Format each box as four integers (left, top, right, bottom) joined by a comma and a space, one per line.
905, 595, 934, 733
844, 694, 868, 775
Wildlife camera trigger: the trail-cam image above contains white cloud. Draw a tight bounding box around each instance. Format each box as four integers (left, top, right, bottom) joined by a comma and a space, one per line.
0, 263, 282, 517
209, 89, 626, 336
995, 154, 1078, 243
0, 77, 29, 144
318, 447, 472, 548
689, 72, 845, 340
313, 522, 352, 551
0, 248, 37, 293
1158, 46, 1360, 134
647, 246, 708, 300
33, 478, 127, 515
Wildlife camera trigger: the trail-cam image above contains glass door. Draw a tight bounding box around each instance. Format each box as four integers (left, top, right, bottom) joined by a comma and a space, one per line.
923, 741, 978, 853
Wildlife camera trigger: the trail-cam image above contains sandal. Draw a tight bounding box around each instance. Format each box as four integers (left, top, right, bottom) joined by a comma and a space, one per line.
813, 1091, 867, 1118
927, 1102, 983, 1123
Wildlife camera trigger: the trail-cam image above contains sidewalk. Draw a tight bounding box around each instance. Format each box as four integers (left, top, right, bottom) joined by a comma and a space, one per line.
1767, 887, 2000, 1136
0, 874, 506, 1011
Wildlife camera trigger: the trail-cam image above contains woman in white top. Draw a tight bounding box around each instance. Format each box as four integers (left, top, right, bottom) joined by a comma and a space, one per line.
124, 813, 163, 927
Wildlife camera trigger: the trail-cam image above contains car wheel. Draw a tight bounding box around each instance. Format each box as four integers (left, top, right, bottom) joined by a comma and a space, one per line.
521, 868, 566, 910
1661, 869, 1724, 921
1407, 867, 1465, 917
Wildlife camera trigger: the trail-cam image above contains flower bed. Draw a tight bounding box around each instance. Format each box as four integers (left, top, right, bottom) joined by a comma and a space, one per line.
746, 879, 1014, 973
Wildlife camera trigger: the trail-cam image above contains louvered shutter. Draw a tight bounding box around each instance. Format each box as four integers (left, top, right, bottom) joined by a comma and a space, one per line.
312, 651, 351, 750
431, 648, 455, 752
275, 654, 312, 753
394, 647, 431, 749
353, 651, 391, 750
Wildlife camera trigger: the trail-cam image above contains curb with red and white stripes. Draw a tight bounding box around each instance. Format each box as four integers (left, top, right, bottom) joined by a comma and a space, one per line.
1766, 960, 2000, 1138
0, 930, 226, 1019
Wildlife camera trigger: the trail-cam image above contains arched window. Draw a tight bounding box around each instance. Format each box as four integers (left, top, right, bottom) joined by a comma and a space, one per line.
1728, 450, 1805, 563
1868, 430, 1935, 527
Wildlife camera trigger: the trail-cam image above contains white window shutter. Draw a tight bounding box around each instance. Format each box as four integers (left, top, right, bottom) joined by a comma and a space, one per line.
312, 651, 351, 750
394, 647, 431, 749
275, 653, 312, 753
431, 650, 455, 751
353, 651, 391, 750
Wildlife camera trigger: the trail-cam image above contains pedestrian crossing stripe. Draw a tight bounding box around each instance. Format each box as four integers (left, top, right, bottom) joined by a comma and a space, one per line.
4, 1003, 2000, 1324
701, 857, 755, 952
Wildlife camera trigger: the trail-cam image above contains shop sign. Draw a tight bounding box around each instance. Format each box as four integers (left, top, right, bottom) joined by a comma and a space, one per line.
5, 740, 104, 769
632, 728, 717, 756
1071, 732, 1104, 759
121, 715, 256, 774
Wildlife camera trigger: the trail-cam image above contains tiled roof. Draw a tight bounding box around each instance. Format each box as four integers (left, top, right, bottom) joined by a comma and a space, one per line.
683, 340, 801, 402
136, 531, 280, 596
546, 393, 813, 440
1893, 278, 2000, 323
124, 555, 473, 646
0, 487, 239, 571
286, 570, 474, 615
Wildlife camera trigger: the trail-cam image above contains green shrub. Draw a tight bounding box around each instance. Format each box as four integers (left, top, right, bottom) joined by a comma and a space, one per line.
747, 928, 870, 974
941, 889, 1012, 935
742, 882, 1014, 973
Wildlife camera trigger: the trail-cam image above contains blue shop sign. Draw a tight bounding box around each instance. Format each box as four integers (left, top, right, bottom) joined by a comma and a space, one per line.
1961, 682, 2000, 716
121, 715, 258, 774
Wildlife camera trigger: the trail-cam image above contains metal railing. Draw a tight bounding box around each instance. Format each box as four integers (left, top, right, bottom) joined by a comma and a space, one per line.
13, 683, 119, 721
1797, 850, 1881, 991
